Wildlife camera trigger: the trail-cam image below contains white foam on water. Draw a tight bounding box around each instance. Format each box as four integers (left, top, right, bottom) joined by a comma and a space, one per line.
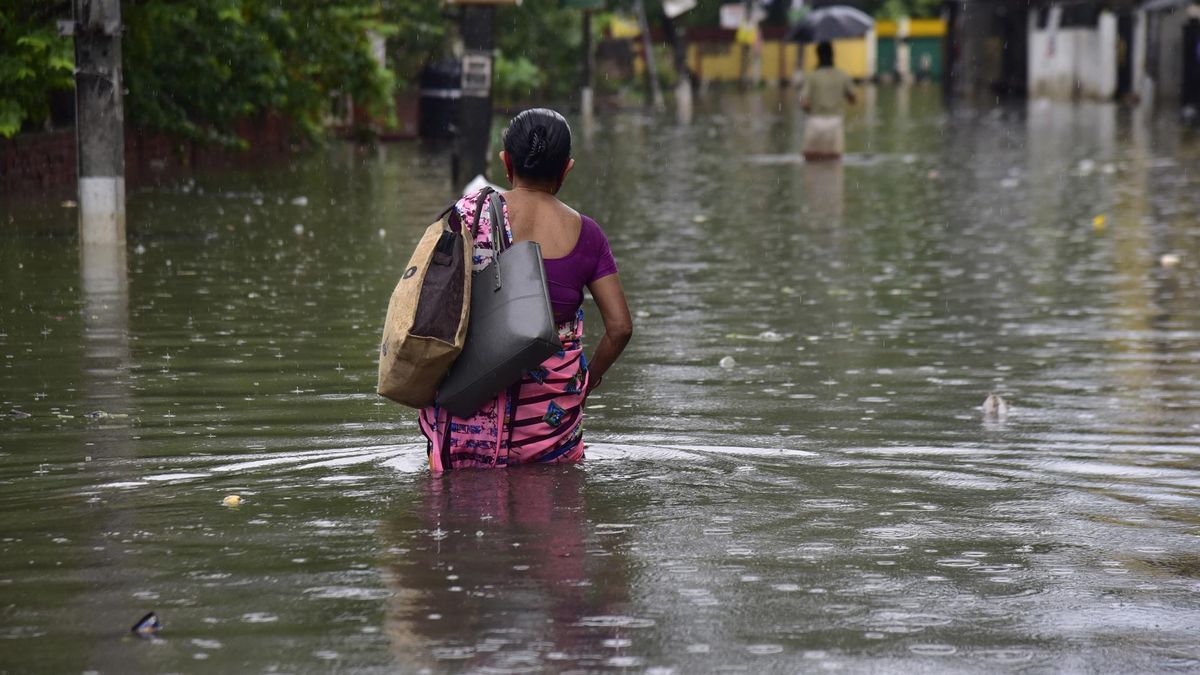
97, 481, 148, 489
142, 472, 212, 482
293, 449, 407, 470
378, 449, 432, 474
585, 442, 815, 463
209, 445, 397, 473
842, 445, 987, 457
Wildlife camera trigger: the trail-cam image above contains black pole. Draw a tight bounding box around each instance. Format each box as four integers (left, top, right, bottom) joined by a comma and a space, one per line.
456, 5, 495, 185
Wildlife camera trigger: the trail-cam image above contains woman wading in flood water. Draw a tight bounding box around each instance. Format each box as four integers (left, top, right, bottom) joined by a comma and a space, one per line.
418, 109, 633, 471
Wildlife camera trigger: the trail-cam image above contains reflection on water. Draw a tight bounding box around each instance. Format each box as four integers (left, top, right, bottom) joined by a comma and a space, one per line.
1, 87, 1199, 672
382, 467, 635, 671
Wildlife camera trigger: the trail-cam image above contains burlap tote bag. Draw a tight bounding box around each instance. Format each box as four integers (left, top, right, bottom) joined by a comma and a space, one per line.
376, 188, 492, 407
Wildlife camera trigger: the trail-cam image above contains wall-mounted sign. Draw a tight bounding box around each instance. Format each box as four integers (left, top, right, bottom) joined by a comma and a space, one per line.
462, 52, 493, 97
662, 0, 697, 19
720, 3, 766, 29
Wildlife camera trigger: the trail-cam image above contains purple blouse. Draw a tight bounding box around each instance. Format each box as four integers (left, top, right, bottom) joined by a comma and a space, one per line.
455, 190, 618, 325
545, 215, 618, 323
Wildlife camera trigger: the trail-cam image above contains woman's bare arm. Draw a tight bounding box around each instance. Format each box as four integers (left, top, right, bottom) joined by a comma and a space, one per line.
585, 273, 633, 391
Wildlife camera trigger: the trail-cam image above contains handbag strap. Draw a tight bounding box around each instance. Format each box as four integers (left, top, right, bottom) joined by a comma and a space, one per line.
486, 193, 508, 292
467, 186, 494, 238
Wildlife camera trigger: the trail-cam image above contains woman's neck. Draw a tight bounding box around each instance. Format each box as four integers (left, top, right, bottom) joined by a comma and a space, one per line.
509, 177, 558, 195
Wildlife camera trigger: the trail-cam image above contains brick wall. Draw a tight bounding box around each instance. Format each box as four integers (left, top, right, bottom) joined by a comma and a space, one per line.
0, 114, 295, 197
0, 130, 77, 196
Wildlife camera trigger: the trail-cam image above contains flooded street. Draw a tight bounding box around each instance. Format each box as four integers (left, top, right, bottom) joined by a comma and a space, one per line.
2, 87, 1200, 673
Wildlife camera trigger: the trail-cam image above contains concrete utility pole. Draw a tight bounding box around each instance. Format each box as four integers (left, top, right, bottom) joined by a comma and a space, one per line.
581, 10, 595, 122
635, 0, 666, 111
661, 9, 693, 123
72, 0, 126, 245
456, 5, 495, 185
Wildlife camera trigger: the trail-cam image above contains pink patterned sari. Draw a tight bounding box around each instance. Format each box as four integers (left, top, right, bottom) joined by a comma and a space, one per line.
417, 192, 590, 472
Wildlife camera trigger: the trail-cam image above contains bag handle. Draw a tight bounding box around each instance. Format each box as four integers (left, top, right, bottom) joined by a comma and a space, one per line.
487, 193, 508, 292
466, 186, 494, 237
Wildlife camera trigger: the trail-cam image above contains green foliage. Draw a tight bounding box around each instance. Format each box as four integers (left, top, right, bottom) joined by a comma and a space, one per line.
495, 0, 583, 102
382, 0, 445, 91
872, 0, 943, 19
493, 51, 543, 106
123, 0, 396, 146
0, 3, 74, 138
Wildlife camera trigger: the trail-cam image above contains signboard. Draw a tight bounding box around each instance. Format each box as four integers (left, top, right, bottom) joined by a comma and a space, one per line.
662, 0, 696, 19
562, 0, 604, 9
720, 3, 766, 29
461, 52, 492, 97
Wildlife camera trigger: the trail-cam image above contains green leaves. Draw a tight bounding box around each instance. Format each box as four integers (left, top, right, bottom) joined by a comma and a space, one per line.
121, 0, 400, 145
0, 5, 74, 138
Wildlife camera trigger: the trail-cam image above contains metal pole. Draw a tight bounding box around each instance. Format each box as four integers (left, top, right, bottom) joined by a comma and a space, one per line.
74, 0, 126, 245
581, 10, 594, 120
635, 0, 665, 111
456, 5, 495, 185
662, 11, 693, 122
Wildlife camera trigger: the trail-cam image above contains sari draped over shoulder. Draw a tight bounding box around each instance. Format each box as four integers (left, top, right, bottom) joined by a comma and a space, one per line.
418, 191, 590, 471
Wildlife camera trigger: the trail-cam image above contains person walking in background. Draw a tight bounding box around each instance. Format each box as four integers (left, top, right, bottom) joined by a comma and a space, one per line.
419, 109, 633, 471
800, 41, 857, 161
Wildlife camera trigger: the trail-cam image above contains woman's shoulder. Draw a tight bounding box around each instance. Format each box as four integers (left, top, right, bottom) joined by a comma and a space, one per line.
578, 213, 605, 235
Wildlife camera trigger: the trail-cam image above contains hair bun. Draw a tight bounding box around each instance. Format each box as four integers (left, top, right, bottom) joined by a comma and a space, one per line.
502, 109, 570, 181
523, 126, 549, 169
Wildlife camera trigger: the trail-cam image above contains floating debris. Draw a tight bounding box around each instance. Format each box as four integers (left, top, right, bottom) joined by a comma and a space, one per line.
692, 214, 709, 223
131, 612, 162, 637
1092, 215, 1106, 231
290, 196, 308, 206
7, 409, 32, 419
719, 356, 737, 369
1160, 253, 1181, 269
981, 393, 1009, 419
292, 224, 305, 235
222, 495, 243, 507
61, 200, 77, 209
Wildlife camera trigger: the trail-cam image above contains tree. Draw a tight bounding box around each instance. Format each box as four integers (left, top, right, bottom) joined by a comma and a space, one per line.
122, 0, 397, 146
870, 0, 943, 19
0, 1, 74, 137
382, 0, 446, 91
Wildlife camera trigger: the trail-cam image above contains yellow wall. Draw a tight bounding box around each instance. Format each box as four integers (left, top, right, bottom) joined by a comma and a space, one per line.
684, 41, 801, 82
801, 39, 871, 78
681, 38, 871, 82
876, 18, 946, 39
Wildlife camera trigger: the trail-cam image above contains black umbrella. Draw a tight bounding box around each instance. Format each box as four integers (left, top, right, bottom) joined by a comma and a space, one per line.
788, 5, 874, 43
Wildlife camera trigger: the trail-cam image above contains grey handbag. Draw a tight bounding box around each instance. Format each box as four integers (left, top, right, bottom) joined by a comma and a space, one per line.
436, 193, 562, 418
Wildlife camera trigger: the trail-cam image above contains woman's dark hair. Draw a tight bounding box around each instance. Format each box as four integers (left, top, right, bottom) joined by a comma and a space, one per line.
502, 108, 571, 182
817, 41, 834, 67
